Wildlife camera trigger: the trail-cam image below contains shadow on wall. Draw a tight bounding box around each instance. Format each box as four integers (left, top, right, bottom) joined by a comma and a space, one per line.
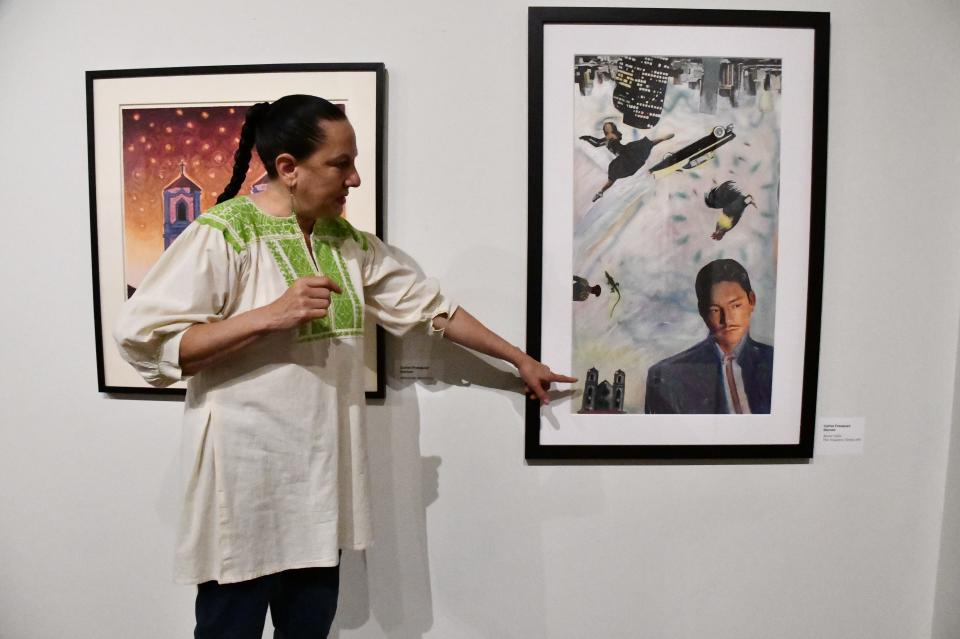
324, 331, 525, 638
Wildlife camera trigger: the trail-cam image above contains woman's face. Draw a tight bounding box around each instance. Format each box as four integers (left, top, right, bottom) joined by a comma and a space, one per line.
603, 122, 614, 136
291, 119, 361, 218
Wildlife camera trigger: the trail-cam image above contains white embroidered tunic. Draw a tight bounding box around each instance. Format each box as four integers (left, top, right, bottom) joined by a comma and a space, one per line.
114, 196, 455, 584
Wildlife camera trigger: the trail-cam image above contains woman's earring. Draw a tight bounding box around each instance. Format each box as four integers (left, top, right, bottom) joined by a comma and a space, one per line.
289, 187, 297, 216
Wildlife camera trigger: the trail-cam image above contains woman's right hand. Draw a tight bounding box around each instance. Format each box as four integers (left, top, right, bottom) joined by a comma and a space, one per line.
264, 276, 343, 331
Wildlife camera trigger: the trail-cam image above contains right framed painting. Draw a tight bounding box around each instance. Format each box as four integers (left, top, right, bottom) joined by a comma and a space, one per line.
526, 8, 829, 460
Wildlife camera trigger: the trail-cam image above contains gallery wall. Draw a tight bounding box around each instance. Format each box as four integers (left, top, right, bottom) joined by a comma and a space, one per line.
1, 0, 959, 638
934, 326, 960, 639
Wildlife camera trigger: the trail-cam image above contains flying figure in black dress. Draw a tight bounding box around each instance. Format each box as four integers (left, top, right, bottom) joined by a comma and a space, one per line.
704, 180, 756, 240
580, 122, 674, 202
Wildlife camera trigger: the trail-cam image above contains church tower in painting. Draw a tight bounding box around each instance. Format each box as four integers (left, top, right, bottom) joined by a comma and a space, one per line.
163, 160, 202, 248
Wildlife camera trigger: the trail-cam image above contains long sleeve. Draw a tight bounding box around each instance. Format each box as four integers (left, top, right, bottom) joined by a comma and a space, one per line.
360, 233, 457, 337
113, 221, 244, 387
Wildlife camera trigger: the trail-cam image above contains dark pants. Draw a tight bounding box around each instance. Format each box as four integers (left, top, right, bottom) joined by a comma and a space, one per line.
195, 565, 340, 639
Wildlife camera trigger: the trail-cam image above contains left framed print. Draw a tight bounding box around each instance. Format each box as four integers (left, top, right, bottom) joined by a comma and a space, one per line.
87, 63, 386, 397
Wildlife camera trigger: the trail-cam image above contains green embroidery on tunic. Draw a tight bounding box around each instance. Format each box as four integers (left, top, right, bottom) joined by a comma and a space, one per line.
198, 197, 297, 246
313, 217, 369, 250
332, 247, 363, 329
196, 197, 366, 341
266, 240, 295, 285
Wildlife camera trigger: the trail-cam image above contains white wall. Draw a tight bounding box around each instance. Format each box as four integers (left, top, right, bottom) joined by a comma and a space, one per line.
2, 0, 959, 637
934, 316, 960, 639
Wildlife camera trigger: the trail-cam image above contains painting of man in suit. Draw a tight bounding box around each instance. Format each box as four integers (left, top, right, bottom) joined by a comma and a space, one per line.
645, 259, 773, 414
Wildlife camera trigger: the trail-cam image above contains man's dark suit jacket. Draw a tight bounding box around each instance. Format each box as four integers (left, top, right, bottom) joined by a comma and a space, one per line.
644, 336, 774, 414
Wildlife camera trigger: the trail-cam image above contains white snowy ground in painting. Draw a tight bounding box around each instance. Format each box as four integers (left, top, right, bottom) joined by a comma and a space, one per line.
572, 73, 780, 413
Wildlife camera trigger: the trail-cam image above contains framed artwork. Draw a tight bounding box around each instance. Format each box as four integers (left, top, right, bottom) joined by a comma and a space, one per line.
87, 63, 386, 397
526, 8, 829, 459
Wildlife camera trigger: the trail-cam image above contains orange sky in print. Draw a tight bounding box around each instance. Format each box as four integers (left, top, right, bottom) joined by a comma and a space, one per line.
121, 104, 266, 289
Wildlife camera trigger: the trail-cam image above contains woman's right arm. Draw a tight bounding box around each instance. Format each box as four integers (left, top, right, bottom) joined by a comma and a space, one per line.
114, 222, 343, 386
179, 276, 342, 376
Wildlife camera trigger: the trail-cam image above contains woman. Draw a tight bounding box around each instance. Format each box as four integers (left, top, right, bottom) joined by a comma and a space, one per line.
114, 95, 573, 638
579, 121, 674, 202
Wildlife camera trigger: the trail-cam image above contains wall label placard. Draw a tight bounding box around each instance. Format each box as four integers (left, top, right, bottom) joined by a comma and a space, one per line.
815, 417, 865, 455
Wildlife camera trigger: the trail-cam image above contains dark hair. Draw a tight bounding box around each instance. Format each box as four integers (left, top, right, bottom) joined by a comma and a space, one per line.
216, 94, 347, 204
694, 259, 753, 315
602, 121, 623, 141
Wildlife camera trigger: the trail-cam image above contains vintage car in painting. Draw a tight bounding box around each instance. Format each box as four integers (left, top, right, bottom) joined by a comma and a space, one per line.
648, 124, 736, 179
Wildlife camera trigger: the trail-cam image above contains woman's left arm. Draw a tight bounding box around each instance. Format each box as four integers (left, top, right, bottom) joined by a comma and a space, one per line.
650, 132, 676, 144
433, 308, 576, 404
579, 134, 606, 147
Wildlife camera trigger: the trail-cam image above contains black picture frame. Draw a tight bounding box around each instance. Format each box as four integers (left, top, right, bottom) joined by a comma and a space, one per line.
87, 63, 387, 398
526, 8, 829, 460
